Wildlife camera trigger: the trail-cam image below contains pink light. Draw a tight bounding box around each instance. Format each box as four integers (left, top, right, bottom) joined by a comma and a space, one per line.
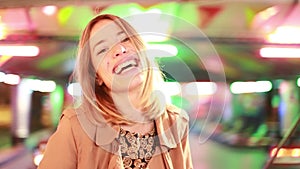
260, 47, 300, 58
0, 45, 39, 57
42, 6, 57, 16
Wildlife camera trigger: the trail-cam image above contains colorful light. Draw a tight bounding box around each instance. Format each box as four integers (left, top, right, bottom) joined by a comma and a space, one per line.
161, 81, 181, 96
292, 148, 300, 157
145, 44, 178, 57
270, 147, 300, 158
268, 26, 300, 44
42, 5, 57, 16
33, 154, 44, 166
0, 55, 13, 67
101, 3, 174, 42
183, 82, 217, 95
260, 47, 300, 58
141, 34, 169, 43
26, 79, 56, 92
67, 82, 82, 96
0, 72, 21, 85
58, 6, 74, 25
0, 18, 7, 40
230, 81, 272, 94
253, 6, 279, 29
3, 73, 20, 85
0, 71, 5, 82
0, 45, 39, 57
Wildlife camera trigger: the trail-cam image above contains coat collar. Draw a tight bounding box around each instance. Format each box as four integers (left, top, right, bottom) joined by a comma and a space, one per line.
76, 105, 188, 150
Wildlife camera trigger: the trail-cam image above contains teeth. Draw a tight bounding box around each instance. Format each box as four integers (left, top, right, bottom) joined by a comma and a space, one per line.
114, 59, 137, 74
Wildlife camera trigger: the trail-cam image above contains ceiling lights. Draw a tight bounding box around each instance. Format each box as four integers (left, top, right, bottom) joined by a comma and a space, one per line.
230, 81, 272, 94
260, 47, 300, 58
0, 45, 39, 57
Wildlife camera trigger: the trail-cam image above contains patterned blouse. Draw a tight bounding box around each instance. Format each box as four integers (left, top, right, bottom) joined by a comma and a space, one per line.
118, 127, 157, 169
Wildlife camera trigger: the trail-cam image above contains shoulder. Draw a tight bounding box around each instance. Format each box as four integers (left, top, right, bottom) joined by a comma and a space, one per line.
55, 107, 83, 136
160, 104, 190, 133
155, 104, 190, 149
165, 104, 189, 122
58, 107, 83, 126
60, 107, 78, 120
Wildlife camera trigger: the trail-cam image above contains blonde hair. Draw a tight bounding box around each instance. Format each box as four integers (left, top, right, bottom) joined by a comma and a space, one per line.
72, 14, 166, 125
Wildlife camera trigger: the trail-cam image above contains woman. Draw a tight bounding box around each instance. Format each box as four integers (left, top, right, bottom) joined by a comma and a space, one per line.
38, 14, 193, 169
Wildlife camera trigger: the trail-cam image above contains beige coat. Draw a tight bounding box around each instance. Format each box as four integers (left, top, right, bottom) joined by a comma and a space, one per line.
38, 105, 193, 169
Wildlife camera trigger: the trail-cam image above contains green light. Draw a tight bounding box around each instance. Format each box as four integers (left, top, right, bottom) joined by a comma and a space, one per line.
38, 47, 75, 69
245, 7, 256, 27
271, 94, 280, 108
221, 46, 270, 74
174, 3, 199, 32
101, 2, 179, 16
170, 95, 191, 110
58, 6, 74, 25
50, 85, 64, 127
101, 3, 144, 16
58, 6, 93, 30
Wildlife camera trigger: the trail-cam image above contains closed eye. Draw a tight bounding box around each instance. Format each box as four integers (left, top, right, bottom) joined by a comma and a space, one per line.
121, 37, 130, 43
97, 48, 108, 55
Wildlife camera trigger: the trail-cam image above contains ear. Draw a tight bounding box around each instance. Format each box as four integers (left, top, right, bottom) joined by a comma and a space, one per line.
96, 75, 103, 86
98, 79, 103, 85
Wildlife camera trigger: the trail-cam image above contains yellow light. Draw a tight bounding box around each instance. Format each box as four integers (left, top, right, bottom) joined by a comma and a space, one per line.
270, 147, 300, 158
260, 6, 279, 20
268, 26, 300, 44
292, 148, 300, 157
0, 23, 7, 40
0, 55, 13, 67
277, 148, 287, 157
0, 16, 7, 40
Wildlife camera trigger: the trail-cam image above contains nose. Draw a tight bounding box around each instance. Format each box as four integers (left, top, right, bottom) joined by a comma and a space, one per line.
113, 44, 126, 57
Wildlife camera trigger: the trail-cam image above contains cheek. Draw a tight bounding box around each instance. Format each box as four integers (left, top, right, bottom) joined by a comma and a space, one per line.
97, 62, 113, 87
127, 44, 138, 53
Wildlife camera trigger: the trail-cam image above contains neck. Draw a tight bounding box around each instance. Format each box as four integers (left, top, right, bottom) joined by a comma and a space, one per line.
111, 87, 149, 123
121, 120, 154, 135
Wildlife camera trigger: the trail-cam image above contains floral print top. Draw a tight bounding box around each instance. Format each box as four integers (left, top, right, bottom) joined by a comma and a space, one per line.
118, 127, 157, 169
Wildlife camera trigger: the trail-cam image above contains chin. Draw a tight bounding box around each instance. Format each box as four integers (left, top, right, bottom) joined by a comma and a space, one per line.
128, 74, 145, 90
110, 72, 145, 93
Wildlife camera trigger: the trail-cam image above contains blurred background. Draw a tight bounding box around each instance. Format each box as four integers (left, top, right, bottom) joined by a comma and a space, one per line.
1, 0, 300, 169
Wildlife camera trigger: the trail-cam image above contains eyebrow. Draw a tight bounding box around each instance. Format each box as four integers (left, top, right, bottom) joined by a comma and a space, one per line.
92, 31, 126, 52
117, 31, 125, 36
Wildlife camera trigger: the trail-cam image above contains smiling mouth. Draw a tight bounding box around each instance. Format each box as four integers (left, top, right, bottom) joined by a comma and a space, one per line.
113, 59, 138, 75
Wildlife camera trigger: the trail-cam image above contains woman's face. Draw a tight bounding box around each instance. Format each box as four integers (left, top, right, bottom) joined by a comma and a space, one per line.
89, 19, 145, 93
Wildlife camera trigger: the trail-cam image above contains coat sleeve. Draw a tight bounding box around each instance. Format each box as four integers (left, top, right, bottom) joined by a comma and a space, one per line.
38, 111, 78, 169
181, 128, 193, 169
169, 107, 194, 169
